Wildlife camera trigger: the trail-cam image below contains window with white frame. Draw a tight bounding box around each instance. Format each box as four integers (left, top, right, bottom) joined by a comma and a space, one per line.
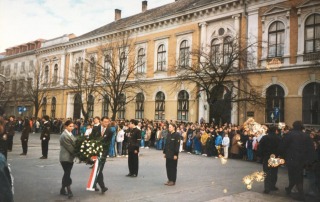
223, 36, 232, 65
42, 97, 47, 116
177, 90, 189, 121
137, 48, 146, 73
157, 45, 166, 71
53, 64, 58, 83
103, 95, 109, 117
305, 14, 320, 53
135, 93, 144, 119
51, 97, 56, 119
118, 93, 126, 119
44, 65, 49, 83
179, 40, 189, 68
104, 54, 111, 77
268, 21, 285, 57
211, 39, 220, 65
119, 51, 127, 75
90, 57, 96, 73
88, 94, 94, 118
155, 91, 165, 120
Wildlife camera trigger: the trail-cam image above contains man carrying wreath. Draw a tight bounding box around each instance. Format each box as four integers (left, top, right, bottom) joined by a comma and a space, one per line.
90, 116, 113, 193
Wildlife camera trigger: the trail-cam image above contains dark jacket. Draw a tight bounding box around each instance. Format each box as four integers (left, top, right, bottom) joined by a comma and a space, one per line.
258, 133, 281, 160
127, 127, 141, 153
40, 121, 51, 141
163, 132, 181, 159
0, 133, 7, 157
280, 129, 316, 167
5, 121, 15, 137
0, 153, 13, 202
21, 126, 30, 141
94, 125, 113, 158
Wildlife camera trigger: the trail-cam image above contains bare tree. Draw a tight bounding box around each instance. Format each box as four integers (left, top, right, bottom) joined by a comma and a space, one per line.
94, 34, 144, 121
0, 81, 15, 116
25, 58, 51, 119
172, 36, 264, 124
67, 54, 98, 122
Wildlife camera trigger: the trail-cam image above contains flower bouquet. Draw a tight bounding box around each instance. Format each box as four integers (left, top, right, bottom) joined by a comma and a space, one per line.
74, 136, 104, 162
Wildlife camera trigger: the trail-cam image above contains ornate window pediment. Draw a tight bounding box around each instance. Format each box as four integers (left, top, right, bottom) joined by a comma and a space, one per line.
263, 6, 291, 16
297, 0, 320, 9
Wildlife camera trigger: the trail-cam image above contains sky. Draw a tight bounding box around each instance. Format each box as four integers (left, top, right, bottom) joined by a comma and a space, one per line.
0, 0, 174, 53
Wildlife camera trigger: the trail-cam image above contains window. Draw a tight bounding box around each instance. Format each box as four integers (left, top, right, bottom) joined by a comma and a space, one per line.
137, 48, 146, 73
21, 62, 25, 73
211, 39, 220, 65
11, 80, 17, 92
177, 90, 189, 121
223, 37, 232, 64
305, 14, 320, 53
157, 45, 166, 71
5, 65, 10, 76
53, 64, 58, 83
302, 82, 320, 125
90, 57, 95, 73
44, 65, 49, 83
135, 93, 144, 119
14, 63, 18, 74
265, 85, 284, 123
102, 95, 109, 117
179, 40, 189, 68
18, 79, 24, 93
118, 94, 126, 119
51, 97, 56, 119
104, 54, 111, 77
268, 21, 285, 57
120, 51, 127, 75
5, 81, 10, 92
0, 66, 4, 75
155, 91, 165, 120
42, 97, 47, 116
75, 62, 83, 78
88, 95, 94, 118
27, 78, 32, 89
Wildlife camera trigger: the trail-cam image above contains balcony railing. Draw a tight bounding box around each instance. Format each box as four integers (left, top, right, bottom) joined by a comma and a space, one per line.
303, 52, 320, 61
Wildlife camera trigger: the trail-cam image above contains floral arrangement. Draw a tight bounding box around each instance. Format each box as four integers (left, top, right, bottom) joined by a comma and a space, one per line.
242, 118, 267, 136
74, 136, 104, 162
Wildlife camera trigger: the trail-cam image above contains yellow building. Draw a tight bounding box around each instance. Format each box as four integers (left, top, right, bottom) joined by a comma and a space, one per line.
1, 0, 319, 127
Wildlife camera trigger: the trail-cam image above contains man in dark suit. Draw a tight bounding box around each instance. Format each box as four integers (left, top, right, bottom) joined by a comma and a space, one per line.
40, 115, 51, 159
258, 126, 281, 194
93, 117, 112, 193
126, 119, 141, 177
5, 116, 15, 152
280, 121, 316, 201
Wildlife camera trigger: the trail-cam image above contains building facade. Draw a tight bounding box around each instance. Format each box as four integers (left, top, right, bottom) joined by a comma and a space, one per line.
1, 0, 319, 127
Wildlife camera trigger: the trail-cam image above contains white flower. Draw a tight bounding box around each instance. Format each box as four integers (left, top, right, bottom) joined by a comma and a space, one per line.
96, 147, 99, 150
92, 143, 95, 147
100, 145, 103, 148
86, 143, 90, 146
80, 149, 83, 152
100, 152, 102, 156
89, 151, 92, 154
81, 145, 84, 148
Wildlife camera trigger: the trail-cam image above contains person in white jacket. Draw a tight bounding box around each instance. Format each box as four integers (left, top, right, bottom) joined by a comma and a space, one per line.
222, 133, 230, 158
116, 125, 125, 157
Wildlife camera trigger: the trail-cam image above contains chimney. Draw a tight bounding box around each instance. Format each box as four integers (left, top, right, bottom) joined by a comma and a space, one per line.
142, 1, 147, 12
115, 9, 121, 21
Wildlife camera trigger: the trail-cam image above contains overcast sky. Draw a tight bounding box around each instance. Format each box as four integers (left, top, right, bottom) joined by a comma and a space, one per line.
0, 0, 174, 52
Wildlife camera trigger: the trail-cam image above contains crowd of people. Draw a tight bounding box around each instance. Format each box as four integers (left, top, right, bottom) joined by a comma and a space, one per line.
0, 115, 319, 201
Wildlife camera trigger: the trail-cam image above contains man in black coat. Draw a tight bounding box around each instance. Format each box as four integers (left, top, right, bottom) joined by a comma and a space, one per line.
40, 115, 51, 159
126, 119, 141, 177
0, 153, 13, 202
5, 116, 15, 152
280, 121, 316, 201
258, 125, 281, 194
93, 116, 112, 193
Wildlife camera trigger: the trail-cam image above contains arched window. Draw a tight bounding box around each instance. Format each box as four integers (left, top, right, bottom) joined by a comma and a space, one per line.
75, 63, 83, 78
305, 14, 320, 53
268, 21, 285, 57
137, 48, 146, 73
51, 97, 56, 119
155, 91, 165, 120
210, 85, 232, 125
179, 40, 189, 68
104, 54, 111, 77
90, 57, 96, 73
118, 94, 126, 119
135, 93, 144, 119
265, 85, 285, 123
53, 64, 58, 83
73, 93, 81, 119
42, 97, 47, 117
88, 95, 94, 118
44, 65, 49, 83
177, 90, 189, 121
157, 45, 166, 71
120, 52, 127, 74
302, 82, 320, 125
211, 39, 220, 65
103, 95, 109, 117
223, 37, 232, 64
